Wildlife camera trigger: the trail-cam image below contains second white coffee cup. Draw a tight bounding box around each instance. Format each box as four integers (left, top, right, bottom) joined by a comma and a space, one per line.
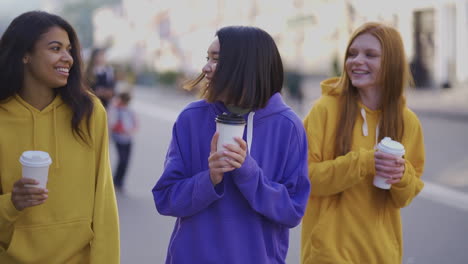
19, 150, 52, 189
374, 137, 405, 189
215, 113, 246, 152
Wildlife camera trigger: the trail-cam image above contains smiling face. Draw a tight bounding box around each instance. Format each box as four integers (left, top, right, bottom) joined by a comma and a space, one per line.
23, 26, 74, 90
345, 33, 382, 91
202, 37, 220, 82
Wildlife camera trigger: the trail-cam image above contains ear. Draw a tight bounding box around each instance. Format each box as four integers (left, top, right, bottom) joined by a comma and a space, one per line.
23, 55, 30, 64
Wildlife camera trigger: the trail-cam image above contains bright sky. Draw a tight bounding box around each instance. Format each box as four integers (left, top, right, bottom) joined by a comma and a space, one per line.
0, 0, 41, 17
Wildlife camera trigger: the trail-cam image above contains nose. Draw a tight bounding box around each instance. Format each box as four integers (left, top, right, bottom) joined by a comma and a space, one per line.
351, 54, 364, 65
61, 51, 74, 65
202, 62, 212, 74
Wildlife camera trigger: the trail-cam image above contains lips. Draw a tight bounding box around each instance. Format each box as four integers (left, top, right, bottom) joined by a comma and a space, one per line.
55, 67, 70, 76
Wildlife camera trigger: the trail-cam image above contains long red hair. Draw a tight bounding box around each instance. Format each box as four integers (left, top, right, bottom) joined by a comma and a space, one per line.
334, 22, 413, 157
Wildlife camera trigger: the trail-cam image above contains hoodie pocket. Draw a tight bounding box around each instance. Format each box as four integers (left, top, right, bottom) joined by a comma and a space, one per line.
6, 219, 94, 264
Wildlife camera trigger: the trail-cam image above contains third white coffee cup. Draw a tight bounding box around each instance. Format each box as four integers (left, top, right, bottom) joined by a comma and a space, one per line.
19, 150, 52, 189
374, 137, 405, 189
215, 113, 246, 152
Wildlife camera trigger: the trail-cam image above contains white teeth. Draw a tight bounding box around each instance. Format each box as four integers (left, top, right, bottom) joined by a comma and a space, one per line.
56, 67, 69, 73
353, 70, 368, 74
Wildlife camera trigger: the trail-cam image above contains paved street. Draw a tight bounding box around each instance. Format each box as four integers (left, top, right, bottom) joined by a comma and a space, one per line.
112, 85, 468, 264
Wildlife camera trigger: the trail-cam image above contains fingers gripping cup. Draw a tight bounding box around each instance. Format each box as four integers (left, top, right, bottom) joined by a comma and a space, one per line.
19, 151, 52, 189
215, 113, 246, 152
374, 137, 405, 189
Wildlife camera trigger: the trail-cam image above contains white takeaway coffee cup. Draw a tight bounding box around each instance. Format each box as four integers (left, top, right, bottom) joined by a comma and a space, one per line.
19, 151, 52, 189
374, 137, 405, 189
215, 113, 246, 152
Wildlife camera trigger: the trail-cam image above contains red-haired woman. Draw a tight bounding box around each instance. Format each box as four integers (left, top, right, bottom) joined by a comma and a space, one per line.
301, 22, 425, 263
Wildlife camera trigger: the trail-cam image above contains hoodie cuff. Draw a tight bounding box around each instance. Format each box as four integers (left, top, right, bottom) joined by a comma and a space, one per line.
359, 149, 376, 178
195, 172, 224, 203
393, 160, 415, 188
0, 193, 22, 222
232, 155, 258, 183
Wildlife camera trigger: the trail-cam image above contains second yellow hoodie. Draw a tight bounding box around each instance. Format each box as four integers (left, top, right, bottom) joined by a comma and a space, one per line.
301, 78, 425, 264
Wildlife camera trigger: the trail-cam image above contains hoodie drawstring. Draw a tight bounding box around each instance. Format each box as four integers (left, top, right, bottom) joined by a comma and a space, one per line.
53, 104, 59, 169
246, 112, 255, 155
360, 107, 380, 147
360, 108, 368, 136
31, 111, 38, 150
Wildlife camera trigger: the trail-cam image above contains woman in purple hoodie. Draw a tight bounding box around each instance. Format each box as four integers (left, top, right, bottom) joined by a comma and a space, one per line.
152, 26, 310, 264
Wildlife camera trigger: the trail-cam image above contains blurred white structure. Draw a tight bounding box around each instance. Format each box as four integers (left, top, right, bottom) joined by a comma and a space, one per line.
91, 0, 468, 90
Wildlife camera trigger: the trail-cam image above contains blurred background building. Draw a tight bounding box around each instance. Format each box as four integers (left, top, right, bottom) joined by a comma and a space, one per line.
1, 0, 467, 90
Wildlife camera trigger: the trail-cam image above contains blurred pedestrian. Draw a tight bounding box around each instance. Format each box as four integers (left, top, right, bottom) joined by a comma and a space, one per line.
108, 92, 138, 191
152, 26, 310, 264
85, 48, 115, 108
285, 69, 304, 104
0, 11, 119, 263
301, 22, 425, 263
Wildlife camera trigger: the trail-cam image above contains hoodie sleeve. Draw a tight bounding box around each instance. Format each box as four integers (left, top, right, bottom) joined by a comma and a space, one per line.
0, 192, 22, 252
89, 102, 120, 264
152, 118, 223, 218
388, 110, 425, 208
231, 124, 310, 228
304, 101, 375, 196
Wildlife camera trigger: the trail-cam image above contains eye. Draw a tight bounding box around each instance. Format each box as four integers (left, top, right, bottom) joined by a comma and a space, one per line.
51, 46, 61, 51
347, 52, 357, 58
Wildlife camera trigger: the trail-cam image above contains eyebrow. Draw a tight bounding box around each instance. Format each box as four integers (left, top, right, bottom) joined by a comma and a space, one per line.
47, 41, 72, 47
48, 41, 63, 45
349, 47, 380, 52
207, 51, 219, 55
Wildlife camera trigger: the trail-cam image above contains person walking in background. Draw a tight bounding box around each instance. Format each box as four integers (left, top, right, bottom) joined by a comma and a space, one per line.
152, 26, 310, 264
0, 11, 119, 263
301, 22, 425, 263
85, 48, 115, 108
108, 92, 138, 192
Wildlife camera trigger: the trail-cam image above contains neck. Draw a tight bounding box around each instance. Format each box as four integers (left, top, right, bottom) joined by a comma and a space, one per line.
357, 87, 381, 110
20, 80, 55, 110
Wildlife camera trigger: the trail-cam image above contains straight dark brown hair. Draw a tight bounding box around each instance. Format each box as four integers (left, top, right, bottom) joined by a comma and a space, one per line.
185, 26, 284, 109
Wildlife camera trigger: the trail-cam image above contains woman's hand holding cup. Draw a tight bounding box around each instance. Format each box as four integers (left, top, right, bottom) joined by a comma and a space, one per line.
222, 137, 247, 169
209, 132, 235, 185
11, 178, 48, 211
374, 151, 405, 185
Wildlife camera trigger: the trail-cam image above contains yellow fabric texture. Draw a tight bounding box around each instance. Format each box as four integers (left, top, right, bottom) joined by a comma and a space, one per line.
301, 78, 425, 264
0, 95, 120, 264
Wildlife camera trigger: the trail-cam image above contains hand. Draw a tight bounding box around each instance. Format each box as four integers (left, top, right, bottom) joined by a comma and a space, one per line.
374, 151, 405, 184
208, 132, 235, 185
222, 137, 247, 169
11, 178, 48, 211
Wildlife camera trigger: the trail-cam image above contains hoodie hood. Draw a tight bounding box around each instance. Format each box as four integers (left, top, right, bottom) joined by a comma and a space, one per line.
210, 92, 290, 153
319, 77, 382, 146
210, 92, 290, 119
0, 95, 66, 168
320, 77, 342, 97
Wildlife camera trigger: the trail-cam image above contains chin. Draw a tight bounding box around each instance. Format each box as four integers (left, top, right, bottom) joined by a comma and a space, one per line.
52, 82, 68, 89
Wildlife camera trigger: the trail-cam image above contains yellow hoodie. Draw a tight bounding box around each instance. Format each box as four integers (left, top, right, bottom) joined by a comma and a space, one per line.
0, 95, 119, 264
301, 78, 425, 264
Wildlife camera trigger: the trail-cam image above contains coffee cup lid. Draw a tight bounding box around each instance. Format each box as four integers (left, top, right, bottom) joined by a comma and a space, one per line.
215, 113, 246, 125
19, 151, 52, 167
377, 137, 405, 155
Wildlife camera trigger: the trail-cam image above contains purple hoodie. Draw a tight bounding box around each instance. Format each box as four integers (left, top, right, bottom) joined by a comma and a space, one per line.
152, 93, 310, 264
